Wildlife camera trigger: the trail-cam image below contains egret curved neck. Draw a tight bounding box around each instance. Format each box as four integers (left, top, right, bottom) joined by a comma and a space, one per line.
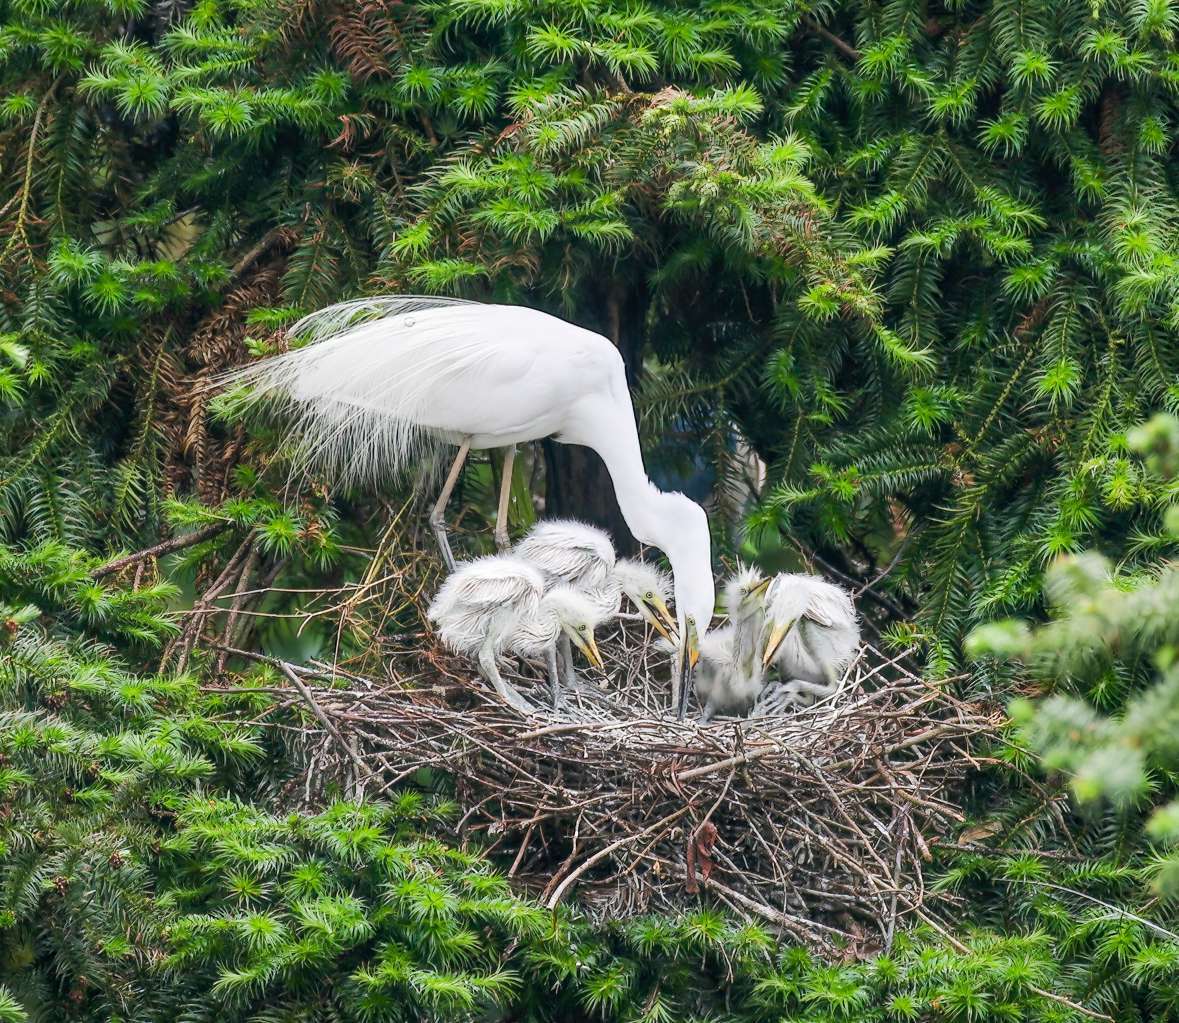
581, 418, 661, 546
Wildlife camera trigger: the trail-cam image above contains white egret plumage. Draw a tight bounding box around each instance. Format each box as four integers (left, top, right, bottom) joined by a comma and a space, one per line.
512, 519, 675, 703
761, 573, 860, 703
692, 566, 772, 720
427, 554, 606, 713
222, 297, 714, 711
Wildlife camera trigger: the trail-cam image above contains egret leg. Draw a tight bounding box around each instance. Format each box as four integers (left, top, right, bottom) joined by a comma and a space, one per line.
494, 444, 516, 552
477, 641, 534, 714
558, 633, 578, 689
545, 644, 561, 711
430, 440, 471, 572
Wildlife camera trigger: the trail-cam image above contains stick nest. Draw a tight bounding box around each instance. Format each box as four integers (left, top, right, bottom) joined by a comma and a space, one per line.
269, 605, 997, 949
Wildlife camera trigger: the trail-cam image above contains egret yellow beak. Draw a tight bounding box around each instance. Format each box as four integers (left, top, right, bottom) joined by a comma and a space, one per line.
639, 595, 676, 642
762, 618, 797, 667
749, 576, 772, 599
568, 629, 604, 670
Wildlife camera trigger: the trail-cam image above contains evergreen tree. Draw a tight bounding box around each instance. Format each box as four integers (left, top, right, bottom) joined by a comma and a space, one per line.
5, 0, 1179, 1018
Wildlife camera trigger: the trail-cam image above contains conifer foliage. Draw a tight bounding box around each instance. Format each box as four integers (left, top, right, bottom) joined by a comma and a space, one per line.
4, 0, 1179, 1018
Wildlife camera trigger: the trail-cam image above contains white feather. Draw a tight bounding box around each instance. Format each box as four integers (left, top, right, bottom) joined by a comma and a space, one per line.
427, 555, 545, 657
221, 297, 517, 484
765, 573, 861, 685
513, 520, 617, 589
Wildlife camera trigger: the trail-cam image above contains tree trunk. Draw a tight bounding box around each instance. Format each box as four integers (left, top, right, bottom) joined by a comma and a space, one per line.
542, 279, 646, 554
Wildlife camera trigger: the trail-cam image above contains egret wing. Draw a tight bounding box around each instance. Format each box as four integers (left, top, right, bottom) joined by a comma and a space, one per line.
515, 520, 616, 587
443, 556, 544, 609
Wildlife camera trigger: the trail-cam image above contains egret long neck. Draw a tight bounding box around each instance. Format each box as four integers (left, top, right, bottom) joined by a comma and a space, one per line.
732, 610, 765, 680
579, 412, 661, 545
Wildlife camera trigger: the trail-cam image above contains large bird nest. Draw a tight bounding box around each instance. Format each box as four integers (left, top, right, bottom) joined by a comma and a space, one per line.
247, 610, 997, 949
144, 510, 997, 949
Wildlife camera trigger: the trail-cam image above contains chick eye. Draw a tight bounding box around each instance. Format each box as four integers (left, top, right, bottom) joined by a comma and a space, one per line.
579, 625, 587, 633
645, 591, 653, 599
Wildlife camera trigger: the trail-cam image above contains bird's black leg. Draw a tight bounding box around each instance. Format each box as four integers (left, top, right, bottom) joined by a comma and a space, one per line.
494, 444, 516, 552
430, 440, 471, 572
675, 650, 693, 719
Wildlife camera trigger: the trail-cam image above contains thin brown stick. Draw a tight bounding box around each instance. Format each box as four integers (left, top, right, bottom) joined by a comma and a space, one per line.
275, 661, 374, 783
93, 523, 230, 579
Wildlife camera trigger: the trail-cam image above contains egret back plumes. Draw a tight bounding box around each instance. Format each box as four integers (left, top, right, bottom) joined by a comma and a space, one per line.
764, 573, 860, 686
221, 296, 484, 485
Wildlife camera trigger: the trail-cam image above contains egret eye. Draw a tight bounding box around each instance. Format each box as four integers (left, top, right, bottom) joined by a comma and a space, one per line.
579, 625, 587, 632
645, 591, 653, 599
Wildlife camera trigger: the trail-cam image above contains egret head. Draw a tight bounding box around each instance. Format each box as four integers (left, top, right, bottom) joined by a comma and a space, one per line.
541, 586, 606, 669
614, 558, 675, 640
723, 565, 771, 625
761, 575, 813, 667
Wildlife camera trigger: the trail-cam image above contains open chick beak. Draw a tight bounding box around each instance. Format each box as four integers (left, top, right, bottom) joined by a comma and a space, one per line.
568, 629, 604, 670
640, 595, 677, 643
762, 618, 797, 667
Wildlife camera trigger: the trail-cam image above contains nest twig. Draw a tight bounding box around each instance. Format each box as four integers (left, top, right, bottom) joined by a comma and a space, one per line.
235, 616, 996, 951
162, 512, 997, 950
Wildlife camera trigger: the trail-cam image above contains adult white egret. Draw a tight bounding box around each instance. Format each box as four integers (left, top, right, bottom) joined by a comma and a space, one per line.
427, 554, 606, 713
761, 573, 860, 701
222, 297, 714, 711
693, 566, 772, 720
513, 518, 676, 673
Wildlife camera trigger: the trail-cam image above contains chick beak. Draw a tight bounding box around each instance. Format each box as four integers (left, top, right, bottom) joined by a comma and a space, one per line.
750, 576, 772, 599
762, 618, 797, 667
641, 595, 677, 643
568, 629, 604, 670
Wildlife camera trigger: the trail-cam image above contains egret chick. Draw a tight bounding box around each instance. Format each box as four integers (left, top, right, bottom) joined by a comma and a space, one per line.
428, 554, 606, 713
761, 573, 860, 704
513, 520, 676, 696
692, 567, 772, 721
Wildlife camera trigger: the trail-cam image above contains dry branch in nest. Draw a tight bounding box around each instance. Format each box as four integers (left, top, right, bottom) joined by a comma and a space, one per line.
243, 610, 997, 951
